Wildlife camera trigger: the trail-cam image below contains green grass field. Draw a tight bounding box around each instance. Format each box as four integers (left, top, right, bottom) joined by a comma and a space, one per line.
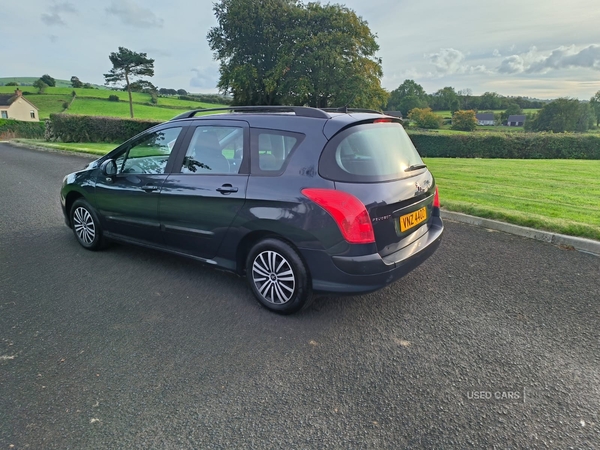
0, 86, 228, 120
425, 158, 600, 241
66, 98, 185, 121
24, 95, 72, 119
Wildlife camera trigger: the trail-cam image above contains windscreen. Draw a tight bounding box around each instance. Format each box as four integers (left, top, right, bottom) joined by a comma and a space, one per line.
319, 123, 424, 183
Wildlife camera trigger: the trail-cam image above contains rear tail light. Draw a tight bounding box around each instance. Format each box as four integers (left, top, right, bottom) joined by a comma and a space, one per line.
373, 118, 393, 123
301, 188, 375, 244
433, 186, 440, 208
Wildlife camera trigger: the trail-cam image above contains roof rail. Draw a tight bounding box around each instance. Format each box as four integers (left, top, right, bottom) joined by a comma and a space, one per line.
321, 107, 383, 114
170, 106, 330, 121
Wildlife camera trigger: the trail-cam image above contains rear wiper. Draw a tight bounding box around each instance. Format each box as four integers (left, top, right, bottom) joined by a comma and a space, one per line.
404, 163, 427, 172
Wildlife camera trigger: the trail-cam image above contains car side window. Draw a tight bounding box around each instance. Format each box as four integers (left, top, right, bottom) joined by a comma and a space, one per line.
116, 127, 182, 175
181, 126, 245, 174
251, 129, 304, 174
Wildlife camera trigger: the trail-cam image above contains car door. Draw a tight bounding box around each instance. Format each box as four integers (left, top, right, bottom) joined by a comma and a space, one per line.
94, 125, 187, 244
159, 120, 249, 260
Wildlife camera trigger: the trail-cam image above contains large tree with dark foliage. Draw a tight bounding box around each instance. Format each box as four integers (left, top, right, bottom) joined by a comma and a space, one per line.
386, 79, 429, 116
40, 74, 56, 87
207, 0, 386, 109
525, 98, 594, 132
104, 47, 155, 118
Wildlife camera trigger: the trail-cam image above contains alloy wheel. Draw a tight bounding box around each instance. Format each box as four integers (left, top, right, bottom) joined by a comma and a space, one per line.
252, 250, 296, 304
73, 206, 96, 245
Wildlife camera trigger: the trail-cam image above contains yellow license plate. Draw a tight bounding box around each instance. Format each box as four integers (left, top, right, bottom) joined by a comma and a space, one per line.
400, 207, 427, 232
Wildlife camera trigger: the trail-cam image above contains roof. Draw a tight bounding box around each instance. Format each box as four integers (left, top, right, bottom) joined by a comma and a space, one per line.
476, 113, 494, 120
0, 94, 15, 107
508, 115, 526, 122
0, 93, 39, 110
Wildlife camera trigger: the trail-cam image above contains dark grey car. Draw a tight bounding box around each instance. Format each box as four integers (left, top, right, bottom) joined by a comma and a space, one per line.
61, 106, 443, 314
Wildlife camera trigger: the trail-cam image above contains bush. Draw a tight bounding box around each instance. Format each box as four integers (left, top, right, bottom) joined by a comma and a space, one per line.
46, 114, 161, 143
62, 101, 69, 110
108, 95, 120, 102
408, 107, 442, 129
451, 110, 478, 131
0, 119, 45, 139
407, 131, 600, 159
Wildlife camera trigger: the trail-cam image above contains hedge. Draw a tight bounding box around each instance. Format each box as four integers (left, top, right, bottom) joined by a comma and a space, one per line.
408, 131, 600, 159
0, 119, 45, 139
47, 114, 161, 143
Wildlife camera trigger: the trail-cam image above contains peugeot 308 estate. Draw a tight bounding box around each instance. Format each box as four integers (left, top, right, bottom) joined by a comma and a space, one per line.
61, 106, 443, 314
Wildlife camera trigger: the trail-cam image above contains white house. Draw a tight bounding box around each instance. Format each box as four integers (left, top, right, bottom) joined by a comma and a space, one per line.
476, 113, 495, 126
0, 89, 39, 122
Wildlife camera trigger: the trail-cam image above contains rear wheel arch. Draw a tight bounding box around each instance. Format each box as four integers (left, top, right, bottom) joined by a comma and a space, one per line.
236, 230, 310, 279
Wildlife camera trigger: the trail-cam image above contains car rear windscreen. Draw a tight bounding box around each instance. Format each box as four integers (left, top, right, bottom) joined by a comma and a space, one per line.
319, 122, 425, 183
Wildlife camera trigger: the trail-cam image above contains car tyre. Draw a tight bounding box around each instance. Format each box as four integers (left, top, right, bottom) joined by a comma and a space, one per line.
246, 238, 312, 314
70, 199, 106, 251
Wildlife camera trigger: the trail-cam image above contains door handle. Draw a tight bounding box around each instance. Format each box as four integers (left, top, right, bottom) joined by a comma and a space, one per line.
216, 184, 239, 194
142, 185, 160, 193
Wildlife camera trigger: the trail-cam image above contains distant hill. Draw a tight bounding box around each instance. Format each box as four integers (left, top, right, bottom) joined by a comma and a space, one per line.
0, 77, 106, 89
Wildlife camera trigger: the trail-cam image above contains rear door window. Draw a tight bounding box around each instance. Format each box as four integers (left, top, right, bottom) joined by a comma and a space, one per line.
319, 122, 424, 183
251, 129, 304, 175
181, 125, 245, 174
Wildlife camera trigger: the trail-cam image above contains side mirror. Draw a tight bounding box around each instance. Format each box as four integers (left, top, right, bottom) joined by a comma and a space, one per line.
100, 159, 117, 177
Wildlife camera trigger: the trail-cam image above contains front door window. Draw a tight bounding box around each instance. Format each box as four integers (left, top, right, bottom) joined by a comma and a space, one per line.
116, 127, 183, 175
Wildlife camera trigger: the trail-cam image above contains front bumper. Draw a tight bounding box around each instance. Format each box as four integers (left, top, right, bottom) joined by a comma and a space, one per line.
301, 216, 443, 294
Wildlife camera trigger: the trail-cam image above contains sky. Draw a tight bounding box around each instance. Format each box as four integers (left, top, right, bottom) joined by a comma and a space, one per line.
3, 0, 600, 99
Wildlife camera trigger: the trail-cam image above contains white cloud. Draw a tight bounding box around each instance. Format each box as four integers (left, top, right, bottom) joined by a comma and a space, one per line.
498, 55, 525, 74
527, 45, 600, 73
497, 45, 600, 75
106, 0, 164, 28
428, 48, 466, 75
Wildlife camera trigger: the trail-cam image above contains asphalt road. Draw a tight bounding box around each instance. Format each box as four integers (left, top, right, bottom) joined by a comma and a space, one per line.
1, 142, 599, 449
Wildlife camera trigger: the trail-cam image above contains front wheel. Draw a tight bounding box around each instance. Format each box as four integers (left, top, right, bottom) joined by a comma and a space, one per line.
70, 199, 106, 251
246, 238, 312, 314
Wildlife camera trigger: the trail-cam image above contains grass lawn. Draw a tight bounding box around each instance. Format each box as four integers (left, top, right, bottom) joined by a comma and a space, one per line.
425, 158, 600, 241
14, 139, 117, 156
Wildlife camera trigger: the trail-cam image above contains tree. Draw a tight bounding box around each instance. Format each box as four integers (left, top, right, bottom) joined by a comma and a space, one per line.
430, 86, 459, 112
407, 107, 442, 129
525, 98, 593, 133
177, 89, 188, 96
479, 92, 502, 110
104, 47, 155, 118
590, 91, 600, 127
386, 80, 429, 116
70, 76, 83, 88
451, 110, 478, 131
129, 80, 157, 93
40, 74, 56, 87
457, 88, 474, 110
33, 79, 48, 93
5, 81, 19, 86
207, 0, 386, 108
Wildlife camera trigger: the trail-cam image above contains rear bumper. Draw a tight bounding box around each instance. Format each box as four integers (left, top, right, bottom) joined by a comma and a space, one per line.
301, 216, 443, 294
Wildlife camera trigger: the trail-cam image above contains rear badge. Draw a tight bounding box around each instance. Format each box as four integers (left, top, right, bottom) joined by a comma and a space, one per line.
415, 179, 431, 196
372, 214, 391, 223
